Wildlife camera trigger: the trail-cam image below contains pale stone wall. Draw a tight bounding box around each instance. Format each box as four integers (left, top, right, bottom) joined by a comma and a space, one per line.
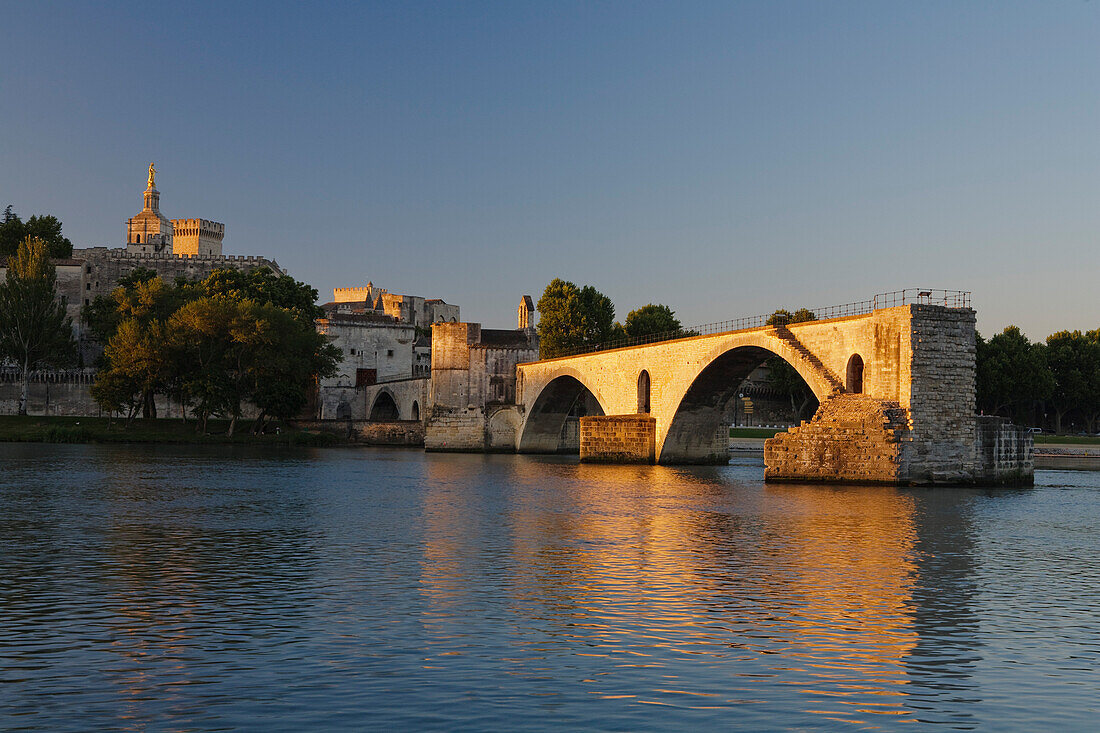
580, 415, 656, 463
0, 370, 259, 419
0, 260, 88, 328
903, 306, 978, 482
317, 376, 428, 422
316, 316, 417, 389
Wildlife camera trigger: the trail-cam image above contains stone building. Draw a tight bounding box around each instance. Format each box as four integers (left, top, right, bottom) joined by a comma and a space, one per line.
330, 283, 459, 327
314, 286, 460, 419
423, 298, 540, 451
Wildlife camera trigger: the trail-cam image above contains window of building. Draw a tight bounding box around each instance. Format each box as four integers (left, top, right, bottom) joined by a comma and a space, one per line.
85, 283, 91, 290
387, 349, 394, 357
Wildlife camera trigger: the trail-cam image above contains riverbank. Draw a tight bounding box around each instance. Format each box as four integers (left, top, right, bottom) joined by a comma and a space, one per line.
0, 415, 340, 446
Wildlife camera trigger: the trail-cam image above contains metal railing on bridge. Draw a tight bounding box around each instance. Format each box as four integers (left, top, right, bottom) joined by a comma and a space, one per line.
550, 288, 971, 358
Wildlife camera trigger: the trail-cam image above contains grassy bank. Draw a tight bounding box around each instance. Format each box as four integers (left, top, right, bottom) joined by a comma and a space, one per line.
0, 415, 341, 446
1034, 434, 1100, 445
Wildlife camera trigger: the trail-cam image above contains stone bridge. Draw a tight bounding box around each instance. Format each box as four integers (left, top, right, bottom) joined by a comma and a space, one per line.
515, 299, 1025, 484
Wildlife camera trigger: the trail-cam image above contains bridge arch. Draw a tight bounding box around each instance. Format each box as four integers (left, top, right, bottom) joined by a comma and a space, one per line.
369, 390, 400, 421
657, 335, 838, 464
518, 370, 608, 454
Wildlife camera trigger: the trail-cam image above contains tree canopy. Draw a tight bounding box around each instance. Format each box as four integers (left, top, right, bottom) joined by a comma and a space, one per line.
1, 207, 73, 258
536, 279, 616, 358
622, 304, 682, 340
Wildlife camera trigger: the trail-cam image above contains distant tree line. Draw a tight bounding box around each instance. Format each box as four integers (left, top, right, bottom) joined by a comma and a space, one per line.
85, 267, 340, 435
977, 326, 1100, 434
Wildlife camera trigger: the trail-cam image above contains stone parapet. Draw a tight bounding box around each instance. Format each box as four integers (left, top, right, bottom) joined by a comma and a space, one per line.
580, 415, 656, 464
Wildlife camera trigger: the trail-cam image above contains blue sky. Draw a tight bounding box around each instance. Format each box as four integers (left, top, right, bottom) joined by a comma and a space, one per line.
2, 1, 1098, 337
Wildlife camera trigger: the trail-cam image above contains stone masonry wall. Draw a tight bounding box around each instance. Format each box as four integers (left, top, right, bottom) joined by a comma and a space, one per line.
903, 305, 978, 483
580, 415, 656, 464
974, 416, 1034, 485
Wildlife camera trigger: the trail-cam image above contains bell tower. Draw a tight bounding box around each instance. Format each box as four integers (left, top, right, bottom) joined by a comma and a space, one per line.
125, 162, 174, 254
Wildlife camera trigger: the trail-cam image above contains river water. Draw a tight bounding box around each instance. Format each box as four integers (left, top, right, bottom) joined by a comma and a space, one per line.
1, 444, 1097, 731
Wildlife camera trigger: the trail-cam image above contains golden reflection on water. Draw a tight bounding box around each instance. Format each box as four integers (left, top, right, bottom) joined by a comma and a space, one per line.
419, 457, 921, 725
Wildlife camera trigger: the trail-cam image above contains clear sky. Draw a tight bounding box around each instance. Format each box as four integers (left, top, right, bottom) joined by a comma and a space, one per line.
2, 1, 1098, 337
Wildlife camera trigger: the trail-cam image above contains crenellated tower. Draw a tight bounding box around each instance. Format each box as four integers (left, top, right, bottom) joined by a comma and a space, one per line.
170, 218, 225, 257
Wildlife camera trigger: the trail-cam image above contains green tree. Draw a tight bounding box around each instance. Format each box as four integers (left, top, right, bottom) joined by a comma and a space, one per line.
92, 317, 181, 422
536, 279, 617, 358
201, 267, 323, 322
86, 275, 197, 416
1045, 330, 1100, 433
246, 304, 340, 433
764, 308, 818, 421
169, 297, 243, 433
622, 303, 682, 341
81, 267, 176, 349
0, 208, 73, 258
975, 326, 1053, 422
0, 236, 77, 414
169, 297, 339, 436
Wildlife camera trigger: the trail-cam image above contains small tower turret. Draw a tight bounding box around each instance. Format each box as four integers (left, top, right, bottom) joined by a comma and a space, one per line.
518, 295, 535, 331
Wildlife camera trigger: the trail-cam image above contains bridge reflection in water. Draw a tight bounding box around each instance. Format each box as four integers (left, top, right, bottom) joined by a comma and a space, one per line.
417, 456, 983, 728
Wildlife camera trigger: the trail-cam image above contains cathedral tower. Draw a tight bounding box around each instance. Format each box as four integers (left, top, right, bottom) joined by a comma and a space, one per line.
125, 162, 174, 254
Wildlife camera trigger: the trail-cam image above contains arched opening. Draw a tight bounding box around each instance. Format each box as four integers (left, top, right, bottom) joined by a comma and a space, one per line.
846, 354, 864, 394
369, 391, 400, 421
637, 370, 651, 414
411, 400, 420, 421
518, 375, 605, 454
135, 234, 140, 243
660, 345, 823, 464
335, 401, 352, 419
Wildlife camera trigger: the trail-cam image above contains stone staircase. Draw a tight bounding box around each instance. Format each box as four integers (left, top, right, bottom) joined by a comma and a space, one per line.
771, 326, 846, 396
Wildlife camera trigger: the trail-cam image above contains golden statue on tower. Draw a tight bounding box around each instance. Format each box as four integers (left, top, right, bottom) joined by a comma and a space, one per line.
147, 162, 156, 189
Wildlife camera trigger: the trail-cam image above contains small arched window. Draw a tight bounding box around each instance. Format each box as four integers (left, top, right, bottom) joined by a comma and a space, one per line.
637, 370, 651, 414
135, 234, 140, 243
846, 354, 864, 394
411, 400, 420, 421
